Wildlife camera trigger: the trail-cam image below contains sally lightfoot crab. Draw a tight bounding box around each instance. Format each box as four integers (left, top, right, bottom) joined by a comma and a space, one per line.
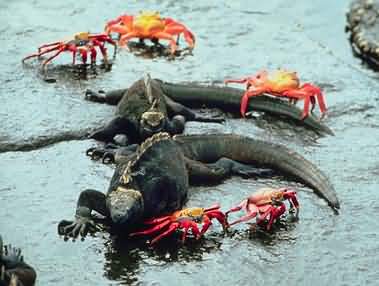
226, 187, 299, 231
225, 70, 327, 119
105, 11, 195, 55
22, 32, 117, 71
130, 205, 227, 245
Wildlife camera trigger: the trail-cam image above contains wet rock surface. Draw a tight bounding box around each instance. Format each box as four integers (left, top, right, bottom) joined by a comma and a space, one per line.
1, 1, 379, 285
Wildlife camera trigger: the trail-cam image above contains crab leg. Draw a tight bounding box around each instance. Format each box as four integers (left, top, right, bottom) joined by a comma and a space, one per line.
240, 87, 268, 117
89, 46, 97, 64
255, 206, 271, 223
119, 31, 141, 47
302, 96, 311, 119
266, 204, 286, 230
282, 89, 311, 119
199, 211, 227, 235
228, 210, 258, 226
77, 47, 88, 64
105, 17, 123, 33
129, 219, 171, 236
22, 45, 61, 62
143, 215, 171, 225
150, 32, 178, 54
310, 86, 327, 116
204, 204, 221, 212
164, 24, 195, 48
199, 215, 212, 235
180, 220, 201, 242
310, 96, 316, 112
96, 36, 117, 58
92, 40, 108, 65
41, 47, 66, 70
38, 42, 62, 52
226, 199, 248, 215
150, 222, 179, 244
107, 24, 131, 36
64, 45, 77, 65
105, 15, 134, 34
283, 190, 299, 208
72, 49, 76, 65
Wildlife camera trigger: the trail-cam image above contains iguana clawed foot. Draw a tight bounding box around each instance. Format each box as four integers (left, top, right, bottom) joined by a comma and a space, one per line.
58, 217, 99, 240
86, 143, 137, 164
86, 144, 117, 164
1, 244, 24, 265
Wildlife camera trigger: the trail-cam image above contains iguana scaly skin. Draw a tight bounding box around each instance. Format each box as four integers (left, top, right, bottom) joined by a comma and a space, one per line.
346, 0, 379, 69
58, 132, 339, 239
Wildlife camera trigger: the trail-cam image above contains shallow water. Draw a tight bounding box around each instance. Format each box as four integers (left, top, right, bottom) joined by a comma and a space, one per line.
1, 1, 379, 285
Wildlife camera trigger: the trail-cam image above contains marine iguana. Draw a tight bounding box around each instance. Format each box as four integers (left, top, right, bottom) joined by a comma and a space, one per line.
346, 0, 379, 69
58, 132, 339, 239
85, 77, 334, 136
87, 73, 224, 145
0, 235, 36, 286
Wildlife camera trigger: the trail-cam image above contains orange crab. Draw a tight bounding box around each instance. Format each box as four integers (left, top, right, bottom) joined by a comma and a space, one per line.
22, 32, 116, 70
224, 70, 327, 119
129, 204, 227, 244
105, 11, 195, 54
226, 187, 299, 231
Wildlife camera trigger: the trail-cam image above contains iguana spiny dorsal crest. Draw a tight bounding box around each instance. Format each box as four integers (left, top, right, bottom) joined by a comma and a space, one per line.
120, 132, 171, 184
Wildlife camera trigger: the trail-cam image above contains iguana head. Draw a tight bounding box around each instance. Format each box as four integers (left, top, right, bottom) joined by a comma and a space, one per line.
107, 187, 144, 226
139, 100, 166, 138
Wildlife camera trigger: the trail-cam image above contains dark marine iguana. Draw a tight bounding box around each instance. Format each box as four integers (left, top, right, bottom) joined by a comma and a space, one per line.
87, 73, 226, 145
58, 132, 339, 239
346, 0, 379, 69
85, 78, 334, 135
0, 235, 36, 286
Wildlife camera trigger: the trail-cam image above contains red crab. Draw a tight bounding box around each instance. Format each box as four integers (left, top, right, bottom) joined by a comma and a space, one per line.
226, 187, 299, 231
105, 11, 195, 54
22, 32, 117, 70
129, 204, 227, 244
224, 70, 327, 119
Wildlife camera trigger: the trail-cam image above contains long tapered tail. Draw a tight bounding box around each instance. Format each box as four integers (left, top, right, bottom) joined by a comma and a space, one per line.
0, 128, 95, 153
159, 81, 334, 136
174, 134, 339, 211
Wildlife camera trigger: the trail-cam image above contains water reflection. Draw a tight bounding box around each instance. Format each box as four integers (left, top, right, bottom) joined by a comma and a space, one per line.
101, 211, 298, 284
103, 232, 224, 284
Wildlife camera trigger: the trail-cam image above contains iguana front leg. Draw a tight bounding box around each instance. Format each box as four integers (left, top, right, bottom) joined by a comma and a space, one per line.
58, 189, 110, 239
164, 95, 224, 123
89, 116, 137, 144
186, 157, 275, 185
85, 88, 127, 105
86, 144, 138, 164
0, 241, 37, 286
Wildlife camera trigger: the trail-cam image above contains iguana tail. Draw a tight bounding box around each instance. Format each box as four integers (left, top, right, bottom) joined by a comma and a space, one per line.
0, 128, 95, 153
160, 81, 334, 136
174, 133, 339, 211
